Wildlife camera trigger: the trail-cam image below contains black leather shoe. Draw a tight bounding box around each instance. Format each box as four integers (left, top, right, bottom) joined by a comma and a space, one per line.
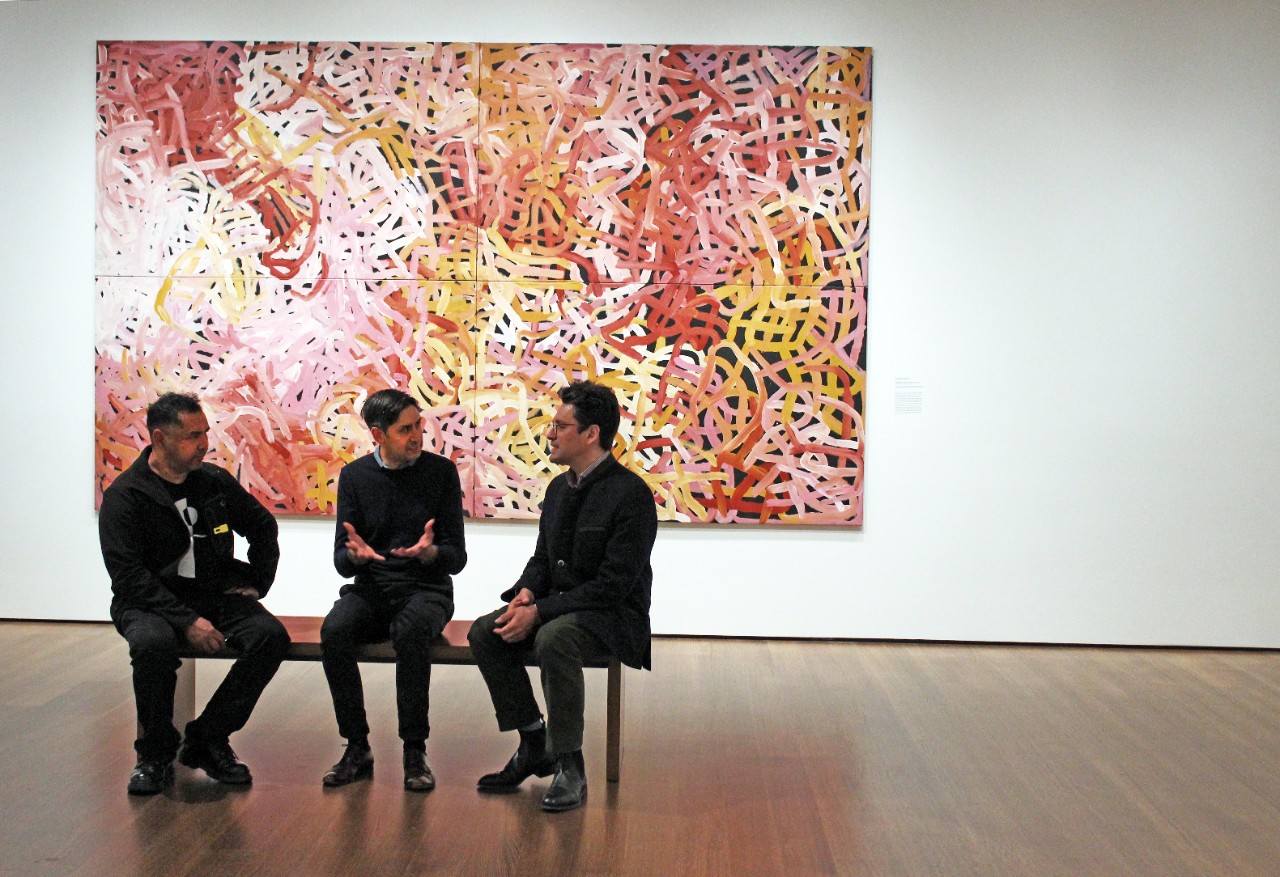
403, 748, 436, 792
541, 750, 587, 812
323, 742, 374, 787
127, 759, 174, 795
477, 727, 556, 793
179, 736, 252, 784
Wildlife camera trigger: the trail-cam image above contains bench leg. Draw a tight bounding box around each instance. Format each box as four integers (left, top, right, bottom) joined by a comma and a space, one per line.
606, 661, 623, 783
138, 659, 197, 741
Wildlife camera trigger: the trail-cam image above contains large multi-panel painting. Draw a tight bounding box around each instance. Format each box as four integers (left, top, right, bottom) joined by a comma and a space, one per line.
96, 42, 870, 524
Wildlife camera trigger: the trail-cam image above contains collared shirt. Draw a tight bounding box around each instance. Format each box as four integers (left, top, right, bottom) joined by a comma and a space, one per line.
566, 451, 609, 489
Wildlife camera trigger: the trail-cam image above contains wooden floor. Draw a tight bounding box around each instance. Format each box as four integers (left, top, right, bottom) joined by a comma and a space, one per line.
2, 623, 1279, 877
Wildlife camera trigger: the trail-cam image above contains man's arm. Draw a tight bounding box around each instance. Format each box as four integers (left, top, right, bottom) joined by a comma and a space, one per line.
429, 460, 467, 574
502, 482, 557, 603
220, 468, 280, 597
333, 465, 366, 578
98, 487, 199, 632
493, 513, 551, 642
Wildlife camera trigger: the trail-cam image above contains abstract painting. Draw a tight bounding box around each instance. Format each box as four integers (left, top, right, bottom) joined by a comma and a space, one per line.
96, 42, 870, 524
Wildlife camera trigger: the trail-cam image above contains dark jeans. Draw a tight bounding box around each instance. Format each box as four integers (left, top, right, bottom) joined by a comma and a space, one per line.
320, 588, 452, 743
468, 609, 610, 754
114, 597, 290, 762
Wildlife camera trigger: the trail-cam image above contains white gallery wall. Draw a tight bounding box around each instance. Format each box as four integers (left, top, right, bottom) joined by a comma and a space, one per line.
1, 0, 1277, 645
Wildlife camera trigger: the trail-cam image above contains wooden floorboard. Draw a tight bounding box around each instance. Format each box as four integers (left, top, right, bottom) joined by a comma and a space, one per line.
1, 622, 1279, 876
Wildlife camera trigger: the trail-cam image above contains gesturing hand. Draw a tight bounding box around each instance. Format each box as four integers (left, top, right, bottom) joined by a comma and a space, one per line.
343, 522, 386, 565
389, 519, 438, 564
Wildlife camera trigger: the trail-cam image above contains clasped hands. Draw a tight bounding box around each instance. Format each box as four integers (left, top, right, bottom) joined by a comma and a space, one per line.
493, 587, 539, 643
343, 520, 438, 565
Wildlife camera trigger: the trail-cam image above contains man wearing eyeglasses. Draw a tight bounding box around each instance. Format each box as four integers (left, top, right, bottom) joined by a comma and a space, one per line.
469, 379, 658, 812
99, 392, 289, 795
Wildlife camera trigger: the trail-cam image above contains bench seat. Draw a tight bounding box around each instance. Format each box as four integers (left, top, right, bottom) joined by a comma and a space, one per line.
171, 615, 624, 782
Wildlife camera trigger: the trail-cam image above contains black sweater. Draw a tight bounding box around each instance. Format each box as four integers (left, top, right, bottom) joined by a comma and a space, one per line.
332, 450, 467, 600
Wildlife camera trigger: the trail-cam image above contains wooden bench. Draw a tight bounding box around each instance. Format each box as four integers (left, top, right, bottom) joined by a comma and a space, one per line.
171, 615, 625, 782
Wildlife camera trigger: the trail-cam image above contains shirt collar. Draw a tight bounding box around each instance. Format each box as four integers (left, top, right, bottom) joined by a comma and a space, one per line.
566, 451, 609, 488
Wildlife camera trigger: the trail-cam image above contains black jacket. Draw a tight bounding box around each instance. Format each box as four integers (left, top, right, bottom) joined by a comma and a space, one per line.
505, 455, 657, 669
99, 446, 280, 632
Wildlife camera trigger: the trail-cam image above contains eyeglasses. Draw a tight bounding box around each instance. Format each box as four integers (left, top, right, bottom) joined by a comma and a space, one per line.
547, 419, 579, 435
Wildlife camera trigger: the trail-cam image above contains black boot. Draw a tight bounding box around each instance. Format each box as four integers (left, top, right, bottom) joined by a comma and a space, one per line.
127, 758, 174, 795
179, 733, 251, 785
403, 746, 436, 793
477, 726, 556, 793
541, 750, 587, 812
323, 740, 373, 787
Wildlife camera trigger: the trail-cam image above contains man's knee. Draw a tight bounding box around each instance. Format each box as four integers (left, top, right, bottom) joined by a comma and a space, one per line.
533, 619, 582, 667
121, 614, 182, 666
467, 610, 502, 651
320, 612, 359, 656
390, 594, 448, 654
239, 612, 291, 659
267, 615, 291, 652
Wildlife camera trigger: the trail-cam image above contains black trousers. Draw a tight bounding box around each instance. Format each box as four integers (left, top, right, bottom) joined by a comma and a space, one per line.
468, 609, 610, 755
114, 597, 290, 762
320, 588, 452, 743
